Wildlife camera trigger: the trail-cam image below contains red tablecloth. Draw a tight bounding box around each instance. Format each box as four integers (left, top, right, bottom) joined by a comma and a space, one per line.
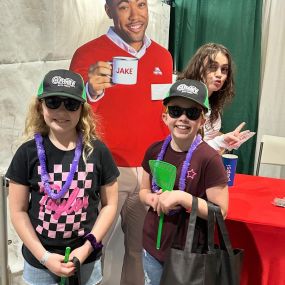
226, 174, 285, 285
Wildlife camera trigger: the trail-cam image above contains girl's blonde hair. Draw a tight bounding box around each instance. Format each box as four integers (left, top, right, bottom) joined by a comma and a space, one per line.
24, 96, 99, 162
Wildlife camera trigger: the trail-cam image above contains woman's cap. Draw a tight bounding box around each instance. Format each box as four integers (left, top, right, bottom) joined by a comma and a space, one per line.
37, 69, 87, 102
163, 79, 209, 111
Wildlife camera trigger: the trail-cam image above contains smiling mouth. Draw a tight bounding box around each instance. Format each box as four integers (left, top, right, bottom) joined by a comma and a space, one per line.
54, 119, 68, 123
128, 23, 144, 33
176, 125, 190, 130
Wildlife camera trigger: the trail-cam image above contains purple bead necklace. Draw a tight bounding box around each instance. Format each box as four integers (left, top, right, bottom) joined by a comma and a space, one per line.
34, 133, 83, 200
152, 134, 202, 192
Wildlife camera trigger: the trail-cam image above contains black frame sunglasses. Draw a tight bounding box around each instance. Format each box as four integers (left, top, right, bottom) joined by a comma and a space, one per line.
42, 97, 83, 111
167, 105, 203, 121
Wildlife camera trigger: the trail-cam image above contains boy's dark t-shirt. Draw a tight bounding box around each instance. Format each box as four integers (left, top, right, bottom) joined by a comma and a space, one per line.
6, 136, 119, 268
142, 140, 228, 262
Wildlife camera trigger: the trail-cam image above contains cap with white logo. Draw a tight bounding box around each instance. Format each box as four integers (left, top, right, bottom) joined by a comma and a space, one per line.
163, 79, 209, 111
37, 69, 86, 102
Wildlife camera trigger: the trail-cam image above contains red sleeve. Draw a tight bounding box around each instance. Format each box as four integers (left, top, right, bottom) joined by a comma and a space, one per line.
70, 48, 89, 83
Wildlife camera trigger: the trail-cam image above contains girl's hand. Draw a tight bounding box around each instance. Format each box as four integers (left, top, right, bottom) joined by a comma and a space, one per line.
223, 122, 250, 147
69, 243, 92, 265
147, 190, 162, 211
157, 191, 186, 215
45, 252, 75, 278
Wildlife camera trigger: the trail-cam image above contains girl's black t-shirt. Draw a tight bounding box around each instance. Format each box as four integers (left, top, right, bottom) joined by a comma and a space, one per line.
142, 140, 228, 262
6, 136, 119, 268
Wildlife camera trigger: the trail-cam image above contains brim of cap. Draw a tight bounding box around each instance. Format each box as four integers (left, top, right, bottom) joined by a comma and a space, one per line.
163, 95, 209, 112
38, 92, 86, 103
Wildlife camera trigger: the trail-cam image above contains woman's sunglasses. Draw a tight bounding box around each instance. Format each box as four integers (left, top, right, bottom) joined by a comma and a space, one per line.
42, 97, 83, 112
167, 106, 203, 121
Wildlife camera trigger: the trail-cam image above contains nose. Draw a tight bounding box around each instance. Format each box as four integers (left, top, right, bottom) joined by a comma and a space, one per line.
57, 101, 66, 111
129, 3, 139, 20
215, 67, 222, 77
178, 112, 189, 120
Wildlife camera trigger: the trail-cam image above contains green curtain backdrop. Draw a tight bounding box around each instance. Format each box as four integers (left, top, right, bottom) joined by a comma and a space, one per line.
169, 0, 262, 174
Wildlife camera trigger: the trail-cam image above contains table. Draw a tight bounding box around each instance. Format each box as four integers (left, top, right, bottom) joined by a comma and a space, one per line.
226, 174, 285, 285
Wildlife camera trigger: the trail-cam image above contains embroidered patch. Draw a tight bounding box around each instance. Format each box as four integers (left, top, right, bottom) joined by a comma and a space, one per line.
153, 67, 162, 75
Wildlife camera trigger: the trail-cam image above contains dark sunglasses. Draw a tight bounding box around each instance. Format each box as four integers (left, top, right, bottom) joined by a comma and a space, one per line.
42, 97, 82, 111
167, 106, 203, 121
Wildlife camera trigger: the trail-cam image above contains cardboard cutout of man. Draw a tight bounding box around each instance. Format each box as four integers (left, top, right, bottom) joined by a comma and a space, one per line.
70, 1, 173, 284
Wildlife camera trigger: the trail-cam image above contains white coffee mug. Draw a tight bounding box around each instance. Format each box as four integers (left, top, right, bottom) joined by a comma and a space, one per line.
111, 56, 138, 85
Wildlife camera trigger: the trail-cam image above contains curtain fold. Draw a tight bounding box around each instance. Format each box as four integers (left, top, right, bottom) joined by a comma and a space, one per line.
169, 0, 263, 174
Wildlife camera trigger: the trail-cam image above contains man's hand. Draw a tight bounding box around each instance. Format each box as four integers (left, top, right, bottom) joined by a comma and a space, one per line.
88, 61, 113, 96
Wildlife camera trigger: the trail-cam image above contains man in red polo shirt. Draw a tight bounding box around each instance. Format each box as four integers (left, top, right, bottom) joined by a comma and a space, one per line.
70, 1, 173, 284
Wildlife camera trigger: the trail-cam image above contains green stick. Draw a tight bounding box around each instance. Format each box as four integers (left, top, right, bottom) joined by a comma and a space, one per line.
60, 247, 71, 285
156, 213, 164, 249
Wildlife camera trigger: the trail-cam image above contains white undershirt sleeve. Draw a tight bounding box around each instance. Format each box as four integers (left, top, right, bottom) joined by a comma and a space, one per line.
86, 82, 105, 102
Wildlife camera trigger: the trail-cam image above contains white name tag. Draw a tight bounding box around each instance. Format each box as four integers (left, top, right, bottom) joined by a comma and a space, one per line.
151, 83, 172, 100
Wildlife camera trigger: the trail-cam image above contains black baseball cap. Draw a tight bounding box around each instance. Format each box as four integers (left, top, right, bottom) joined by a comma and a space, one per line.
37, 69, 86, 102
163, 79, 209, 111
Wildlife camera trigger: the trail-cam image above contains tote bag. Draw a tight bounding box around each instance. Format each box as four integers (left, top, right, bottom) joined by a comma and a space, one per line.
160, 197, 243, 285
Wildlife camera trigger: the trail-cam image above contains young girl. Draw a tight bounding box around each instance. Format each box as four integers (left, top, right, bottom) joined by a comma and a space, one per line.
139, 79, 228, 285
6, 69, 119, 285
178, 43, 251, 152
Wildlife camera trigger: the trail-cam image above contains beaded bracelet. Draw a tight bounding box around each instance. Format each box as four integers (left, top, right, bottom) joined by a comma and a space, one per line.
39, 250, 51, 266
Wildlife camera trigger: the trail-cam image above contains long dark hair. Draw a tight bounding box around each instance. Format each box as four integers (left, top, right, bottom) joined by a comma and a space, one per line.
177, 43, 235, 125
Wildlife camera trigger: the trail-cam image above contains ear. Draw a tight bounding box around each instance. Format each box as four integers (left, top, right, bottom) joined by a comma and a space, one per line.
162, 112, 168, 126
37, 100, 43, 114
105, 3, 113, 19
199, 116, 206, 128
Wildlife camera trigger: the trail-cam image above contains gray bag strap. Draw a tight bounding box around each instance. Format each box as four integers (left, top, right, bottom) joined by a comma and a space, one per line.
214, 205, 234, 256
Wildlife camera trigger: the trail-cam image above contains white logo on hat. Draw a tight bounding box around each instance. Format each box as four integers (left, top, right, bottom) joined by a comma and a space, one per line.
177, 84, 199, 95
52, 76, 76, 88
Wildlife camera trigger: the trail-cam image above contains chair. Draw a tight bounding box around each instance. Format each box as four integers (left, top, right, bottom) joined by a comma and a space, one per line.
256, 135, 285, 176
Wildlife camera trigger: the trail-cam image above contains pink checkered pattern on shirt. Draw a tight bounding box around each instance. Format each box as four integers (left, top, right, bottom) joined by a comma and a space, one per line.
36, 163, 94, 239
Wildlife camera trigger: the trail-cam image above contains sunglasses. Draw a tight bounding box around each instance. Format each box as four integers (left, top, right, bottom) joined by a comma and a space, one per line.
167, 106, 203, 121
42, 97, 82, 111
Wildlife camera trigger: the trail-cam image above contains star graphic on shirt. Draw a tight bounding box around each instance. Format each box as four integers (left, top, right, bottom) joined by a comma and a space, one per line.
187, 169, 197, 179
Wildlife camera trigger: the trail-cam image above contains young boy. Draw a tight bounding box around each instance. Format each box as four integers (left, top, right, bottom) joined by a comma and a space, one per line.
139, 79, 228, 285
